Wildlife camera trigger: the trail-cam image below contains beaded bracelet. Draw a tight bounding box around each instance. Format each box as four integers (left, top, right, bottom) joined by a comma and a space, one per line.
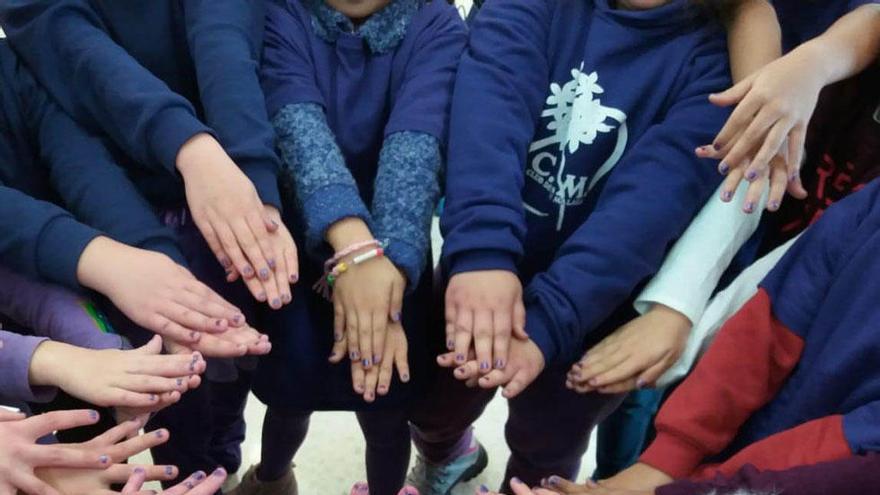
314, 240, 388, 300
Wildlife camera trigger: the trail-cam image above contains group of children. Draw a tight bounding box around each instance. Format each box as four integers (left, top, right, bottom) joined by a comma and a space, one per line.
0, 0, 878, 494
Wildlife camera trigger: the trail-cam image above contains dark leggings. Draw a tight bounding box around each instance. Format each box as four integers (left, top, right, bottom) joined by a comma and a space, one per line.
258, 407, 411, 495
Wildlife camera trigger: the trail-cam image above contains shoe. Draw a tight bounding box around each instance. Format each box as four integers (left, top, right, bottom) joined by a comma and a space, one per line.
349, 482, 420, 495
228, 464, 298, 495
406, 442, 488, 495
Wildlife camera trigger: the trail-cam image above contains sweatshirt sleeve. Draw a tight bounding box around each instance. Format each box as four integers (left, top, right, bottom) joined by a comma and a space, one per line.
438, 0, 553, 275
0, 330, 54, 403
634, 181, 767, 325
0, 184, 100, 289
17, 60, 188, 268
639, 289, 807, 479
0, 266, 125, 351
0, 0, 212, 174
183, 0, 283, 210
656, 454, 880, 495
522, 46, 729, 364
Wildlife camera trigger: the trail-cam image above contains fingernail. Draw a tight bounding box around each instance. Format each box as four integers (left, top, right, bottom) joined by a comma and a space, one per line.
190, 331, 199, 341
392, 312, 401, 323
402, 373, 410, 382
456, 354, 465, 362
194, 471, 206, 480
100, 455, 110, 464
176, 378, 183, 387
548, 475, 561, 486
233, 314, 244, 324
480, 361, 490, 370
257, 292, 267, 302
637, 379, 648, 389
446, 340, 454, 350
155, 429, 165, 438
185, 482, 194, 489
713, 142, 722, 151
373, 354, 381, 364
352, 351, 360, 360
272, 298, 281, 308
151, 394, 158, 401
213, 467, 226, 477
566, 380, 574, 389
789, 172, 799, 183
282, 293, 292, 303
290, 273, 299, 283
243, 265, 254, 277
746, 170, 758, 181
259, 268, 270, 280
133, 467, 145, 473
190, 361, 196, 372
480, 485, 490, 493
165, 466, 174, 476
512, 477, 522, 485
721, 190, 733, 201
744, 201, 755, 213
363, 358, 371, 367
220, 258, 231, 268
268, 259, 277, 269
378, 385, 387, 393
335, 333, 342, 342
89, 410, 99, 421
718, 162, 729, 174
588, 379, 598, 387
495, 359, 505, 369
769, 200, 780, 211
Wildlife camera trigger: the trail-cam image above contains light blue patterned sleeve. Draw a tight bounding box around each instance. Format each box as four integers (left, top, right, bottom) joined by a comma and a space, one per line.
273, 103, 371, 252
371, 131, 442, 289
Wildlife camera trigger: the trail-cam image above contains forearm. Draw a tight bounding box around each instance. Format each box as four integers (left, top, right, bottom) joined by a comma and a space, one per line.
272, 103, 371, 252
804, 4, 880, 85
371, 132, 441, 288
0, 331, 55, 403
725, 0, 782, 81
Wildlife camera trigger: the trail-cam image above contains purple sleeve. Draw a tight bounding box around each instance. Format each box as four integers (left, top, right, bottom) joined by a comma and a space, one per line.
0, 330, 55, 403
0, 267, 124, 350
656, 455, 880, 495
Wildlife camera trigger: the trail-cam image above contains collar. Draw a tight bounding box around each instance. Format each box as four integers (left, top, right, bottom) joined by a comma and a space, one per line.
307, 0, 420, 54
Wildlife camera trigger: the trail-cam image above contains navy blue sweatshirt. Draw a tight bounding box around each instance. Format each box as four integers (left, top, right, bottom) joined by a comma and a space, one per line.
0, 0, 282, 210
0, 42, 185, 288
440, 0, 730, 364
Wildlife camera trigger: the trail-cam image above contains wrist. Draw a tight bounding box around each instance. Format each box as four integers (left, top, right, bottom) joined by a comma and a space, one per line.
651, 304, 693, 328
175, 132, 217, 178
77, 236, 125, 295
28, 340, 69, 387
326, 218, 375, 253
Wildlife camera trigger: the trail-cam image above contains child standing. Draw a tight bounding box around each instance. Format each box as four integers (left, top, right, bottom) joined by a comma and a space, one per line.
233, 1, 466, 495
408, 0, 732, 492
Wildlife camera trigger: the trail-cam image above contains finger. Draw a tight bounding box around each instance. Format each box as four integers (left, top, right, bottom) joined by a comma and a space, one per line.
175, 293, 236, 333
284, 241, 300, 286
133, 335, 163, 355
161, 302, 224, 338
329, 328, 348, 364
540, 475, 583, 494
721, 107, 780, 174
747, 118, 792, 181
189, 468, 227, 495
104, 465, 178, 484
184, 279, 243, 319
346, 306, 360, 362
444, 290, 457, 351
587, 357, 652, 388
363, 366, 379, 403
233, 218, 277, 306
333, 300, 346, 345
575, 350, 629, 386
0, 409, 26, 421
389, 279, 403, 325
477, 368, 511, 389
162, 471, 208, 495
106, 429, 170, 463
118, 374, 189, 394
371, 310, 387, 366
192, 219, 233, 275
509, 477, 536, 495
24, 444, 110, 469
512, 300, 528, 340
708, 74, 754, 108
436, 351, 458, 368
9, 470, 63, 495
766, 157, 788, 212
598, 379, 639, 395
472, 309, 493, 374
100, 389, 167, 409
454, 360, 481, 381
150, 313, 201, 345
129, 352, 206, 377
492, 308, 512, 369
786, 126, 809, 199
351, 360, 366, 396
189, 334, 248, 358
719, 167, 744, 203
453, 309, 474, 366
637, 357, 671, 390
83, 418, 144, 449
742, 173, 767, 214
246, 211, 279, 281
711, 89, 760, 151
377, 351, 394, 397
208, 211, 254, 281
121, 468, 148, 494
22, 409, 101, 438
357, 310, 374, 370
501, 368, 532, 399
274, 247, 292, 307
395, 339, 410, 384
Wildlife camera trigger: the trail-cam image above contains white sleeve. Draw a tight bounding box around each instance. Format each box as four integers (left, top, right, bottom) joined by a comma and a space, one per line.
634, 181, 767, 324
656, 235, 799, 387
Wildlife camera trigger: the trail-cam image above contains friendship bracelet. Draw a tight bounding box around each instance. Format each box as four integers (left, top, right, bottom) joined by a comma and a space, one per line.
313, 240, 389, 300
323, 239, 382, 272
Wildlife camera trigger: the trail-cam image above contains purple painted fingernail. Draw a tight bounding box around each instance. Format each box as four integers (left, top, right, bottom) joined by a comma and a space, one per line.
746, 170, 758, 181
589, 379, 598, 387
99, 455, 109, 464
190, 361, 196, 372
363, 358, 371, 367
155, 429, 165, 438
495, 359, 505, 369
186, 482, 194, 489
456, 354, 465, 362
335, 333, 343, 342
744, 201, 755, 213
392, 312, 401, 323
259, 268, 270, 280
233, 314, 243, 325
213, 467, 226, 477
257, 292, 267, 302
351, 351, 360, 360
713, 142, 722, 151
176, 378, 183, 387
282, 293, 292, 303
190, 331, 199, 341
480, 485, 490, 493
151, 394, 158, 401
194, 471, 206, 480
272, 298, 281, 308
215, 319, 223, 327
548, 476, 562, 486
637, 379, 648, 389
268, 259, 277, 269
480, 361, 490, 370
789, 172, 799, 183
446, 340, 454, 350
243, 265, 254, 277
770, 200, 780, 210
220, 258, 231, 268
133, 467, 144, 474
718, 162, 729, 174
165, 466, 174, 476
373, 354, 381, 364
290, 273, 299, 283
512, 477, 523, 485
402, 373, 410, 381
89, 410, 99, 421
721, 190, 733, 201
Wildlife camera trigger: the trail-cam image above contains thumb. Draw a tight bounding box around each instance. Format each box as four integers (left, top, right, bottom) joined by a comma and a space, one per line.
512, 301, 528, 340
541, 475, 584, 494
709, 75, 754, 108
134, 335, 164, 355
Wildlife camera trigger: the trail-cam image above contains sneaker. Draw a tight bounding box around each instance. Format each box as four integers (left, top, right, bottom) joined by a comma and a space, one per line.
228, 464, 298, 495
406, 442, 488, 495
349, 482, 421, 495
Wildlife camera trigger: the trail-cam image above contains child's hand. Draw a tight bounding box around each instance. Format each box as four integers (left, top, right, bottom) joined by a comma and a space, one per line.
696, 46, 822, 210
28, 335, 205, 409
0, 409, 112, 495
350, 322, 410, 403
225, 206, 300, 309
122, 467, 227, 495
164, 325, 272, 358
445, 270, 527, 373
78, 237, 246, 345
536, 475, 655, 495
36, 420, 179, 495
177, 133, 294, 308
444, 337, 545, 399
582, 464, 673, 493
476, 477, 557, 495
566, 305, 691, 394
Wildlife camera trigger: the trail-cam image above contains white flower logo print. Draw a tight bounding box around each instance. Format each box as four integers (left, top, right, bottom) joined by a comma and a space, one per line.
525, 64, 628, 231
